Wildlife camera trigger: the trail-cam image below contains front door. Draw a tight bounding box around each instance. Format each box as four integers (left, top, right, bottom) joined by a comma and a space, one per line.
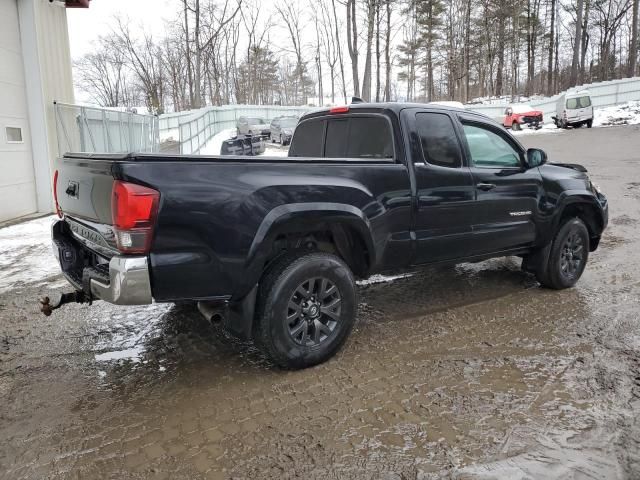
409, 110, 476, 264
459, 120, 543, 254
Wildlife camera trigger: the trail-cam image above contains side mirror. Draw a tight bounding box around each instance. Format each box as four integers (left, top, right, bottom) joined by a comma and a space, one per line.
526, 148, 547, 168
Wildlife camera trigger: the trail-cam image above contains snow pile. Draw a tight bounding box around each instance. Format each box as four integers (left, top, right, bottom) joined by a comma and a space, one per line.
0, 215, 59, 293
593, 101, 640, 127
511, 122, 561, 136
200, 128, 238, 155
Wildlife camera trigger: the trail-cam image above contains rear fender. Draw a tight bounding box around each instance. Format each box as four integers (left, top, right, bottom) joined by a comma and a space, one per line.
240, 203, 375, 295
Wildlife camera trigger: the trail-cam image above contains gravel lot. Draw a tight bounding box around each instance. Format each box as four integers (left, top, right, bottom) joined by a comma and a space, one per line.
1, 125, 639, 479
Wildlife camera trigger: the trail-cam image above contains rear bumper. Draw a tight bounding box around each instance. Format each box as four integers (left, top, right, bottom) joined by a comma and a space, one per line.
89, 256, 153, 305
52, 220, 153, 305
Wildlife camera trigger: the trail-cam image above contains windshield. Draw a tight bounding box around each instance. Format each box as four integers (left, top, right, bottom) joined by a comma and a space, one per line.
566, 96, 591, 109
279, 118, 298, 128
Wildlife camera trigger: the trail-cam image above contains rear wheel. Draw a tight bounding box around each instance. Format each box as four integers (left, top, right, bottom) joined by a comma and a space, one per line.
254, 251, 357, 369
536, 218, 589, 290
587, 120, 593, 128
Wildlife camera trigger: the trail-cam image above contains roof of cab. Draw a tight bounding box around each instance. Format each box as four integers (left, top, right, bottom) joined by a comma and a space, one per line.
301, 101, 495, 124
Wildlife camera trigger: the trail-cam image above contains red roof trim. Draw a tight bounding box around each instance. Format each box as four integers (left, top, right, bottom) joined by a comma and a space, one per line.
65, 0, 90, 8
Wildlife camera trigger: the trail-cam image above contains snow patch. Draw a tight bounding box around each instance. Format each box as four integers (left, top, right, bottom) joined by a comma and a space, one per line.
357, 273, 414, 286
95, 346, 144, 363
0, 215, 59, 292
593, 101, 640, 127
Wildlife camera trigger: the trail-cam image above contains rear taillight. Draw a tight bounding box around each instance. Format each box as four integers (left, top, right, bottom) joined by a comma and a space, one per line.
111, 180, 160, 254
53, 170, 62, 218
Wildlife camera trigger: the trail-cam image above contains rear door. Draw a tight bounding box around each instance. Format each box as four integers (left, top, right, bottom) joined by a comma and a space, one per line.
458, 117, 543, 253
405, 109, 476, 264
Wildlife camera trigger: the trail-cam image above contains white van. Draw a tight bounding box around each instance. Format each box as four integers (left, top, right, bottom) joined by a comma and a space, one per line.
553, 90, 593, 129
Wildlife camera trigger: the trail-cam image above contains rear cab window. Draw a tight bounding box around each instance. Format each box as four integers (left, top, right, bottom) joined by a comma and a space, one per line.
289, 114, 394, 160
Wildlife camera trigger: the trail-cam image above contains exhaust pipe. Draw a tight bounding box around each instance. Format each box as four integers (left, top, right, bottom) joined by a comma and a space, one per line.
197, 301, 224, 323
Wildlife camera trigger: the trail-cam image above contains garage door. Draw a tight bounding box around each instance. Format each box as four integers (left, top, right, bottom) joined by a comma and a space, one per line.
0, 0, 37, 223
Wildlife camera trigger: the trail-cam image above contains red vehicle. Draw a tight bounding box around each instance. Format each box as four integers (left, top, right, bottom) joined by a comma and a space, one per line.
503, 104, 544, 131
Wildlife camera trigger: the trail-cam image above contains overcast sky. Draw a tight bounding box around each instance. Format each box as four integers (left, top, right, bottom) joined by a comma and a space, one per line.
67, 0, 177, 58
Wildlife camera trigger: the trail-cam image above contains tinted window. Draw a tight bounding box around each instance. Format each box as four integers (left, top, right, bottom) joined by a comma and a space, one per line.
325, 119, 348, 157
463, 124, 521, 168
415, 113, 462, 167
289, 120, 324, 156
346, 117, 393, 159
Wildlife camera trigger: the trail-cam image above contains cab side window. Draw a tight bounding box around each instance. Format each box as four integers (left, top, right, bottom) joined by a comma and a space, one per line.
462, 124, 521, 168
415, 112, 462, 168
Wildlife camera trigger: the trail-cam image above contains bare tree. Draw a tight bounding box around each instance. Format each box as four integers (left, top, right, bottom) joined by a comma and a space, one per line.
74, 34, 135, 107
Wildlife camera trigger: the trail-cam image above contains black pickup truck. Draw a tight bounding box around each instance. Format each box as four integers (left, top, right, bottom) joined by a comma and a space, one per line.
50, 103, 608, 368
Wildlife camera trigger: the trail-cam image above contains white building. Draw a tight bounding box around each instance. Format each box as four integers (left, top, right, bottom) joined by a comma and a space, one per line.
0, 0, 87, 223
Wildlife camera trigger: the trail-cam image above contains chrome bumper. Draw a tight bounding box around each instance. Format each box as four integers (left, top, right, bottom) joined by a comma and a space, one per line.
89, 256, 153, 305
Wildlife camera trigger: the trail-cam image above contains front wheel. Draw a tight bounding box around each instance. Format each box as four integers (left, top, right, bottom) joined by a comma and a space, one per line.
254, 251, 357, 369
512, 122, 521, 131
536, 218, 589, 289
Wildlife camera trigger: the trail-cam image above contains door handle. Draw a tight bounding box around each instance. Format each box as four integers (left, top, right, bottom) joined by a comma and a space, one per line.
476, 183, 496, 191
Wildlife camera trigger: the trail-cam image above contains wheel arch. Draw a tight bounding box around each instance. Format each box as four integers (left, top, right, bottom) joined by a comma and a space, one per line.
554, 197, 605, 251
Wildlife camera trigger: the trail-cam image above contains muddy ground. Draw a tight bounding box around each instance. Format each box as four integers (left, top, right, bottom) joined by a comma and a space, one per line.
1, 125, 640, 479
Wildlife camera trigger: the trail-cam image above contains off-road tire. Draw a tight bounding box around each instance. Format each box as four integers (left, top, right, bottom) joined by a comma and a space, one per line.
536, 218, 589, 290
254, 251, 357, 369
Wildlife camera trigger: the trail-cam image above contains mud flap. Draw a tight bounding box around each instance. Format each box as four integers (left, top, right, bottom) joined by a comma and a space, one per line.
522, 242, 552, 277
198, 285, 258, 340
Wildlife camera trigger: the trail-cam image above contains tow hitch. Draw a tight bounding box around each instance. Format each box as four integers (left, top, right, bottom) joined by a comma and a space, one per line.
39, 291, 91, 316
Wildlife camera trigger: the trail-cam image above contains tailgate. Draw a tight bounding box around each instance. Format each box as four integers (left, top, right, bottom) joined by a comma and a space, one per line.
56, 155, 119, 225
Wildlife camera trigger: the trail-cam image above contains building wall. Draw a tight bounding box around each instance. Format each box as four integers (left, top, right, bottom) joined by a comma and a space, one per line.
19, 0, 75, 215
0, 0, 37, 222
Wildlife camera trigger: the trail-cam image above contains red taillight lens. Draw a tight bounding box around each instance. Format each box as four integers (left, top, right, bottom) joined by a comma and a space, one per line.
53, 170, 62, 218
329, 106, 349, 114
111, 180, 160, 254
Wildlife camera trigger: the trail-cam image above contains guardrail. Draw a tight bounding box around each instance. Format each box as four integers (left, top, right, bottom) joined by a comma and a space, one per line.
54, 102, 159, 154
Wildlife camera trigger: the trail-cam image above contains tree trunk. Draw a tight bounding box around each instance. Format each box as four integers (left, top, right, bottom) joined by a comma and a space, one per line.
496, 15, 505, 96
375, 1, 381, 102
331, 0, 348, 102
570, 0, 583, 86
183, 0, 194, 108
547, 0, 555, 95
361, 0, 376, 101
384, 0, 391, 101
346, 0, 360, 97
580, 0, 591, 83
630, 0, 639, 77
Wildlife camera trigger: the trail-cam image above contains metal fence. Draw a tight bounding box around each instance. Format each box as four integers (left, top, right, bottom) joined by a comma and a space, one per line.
54, 102, 160, 155
466, 76, 640, 120
159, 105, 313, 154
